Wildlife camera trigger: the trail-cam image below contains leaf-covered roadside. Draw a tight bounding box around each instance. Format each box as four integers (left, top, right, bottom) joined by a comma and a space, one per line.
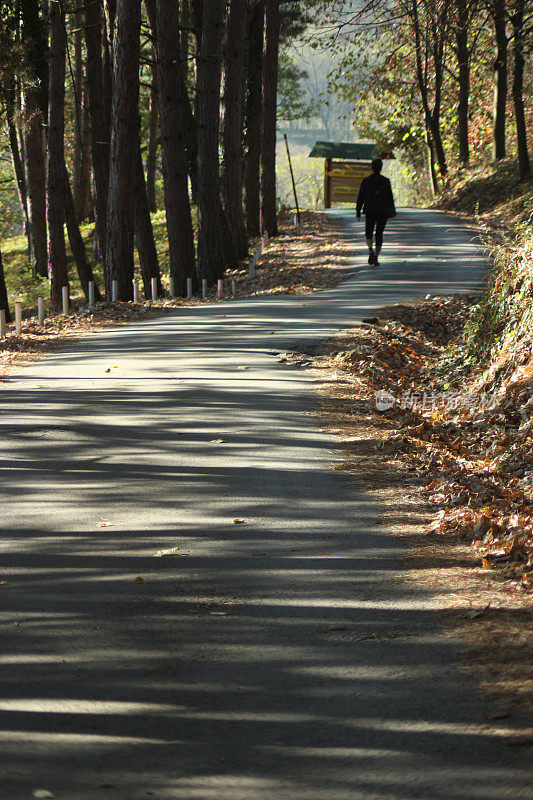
309, 280, 533, 593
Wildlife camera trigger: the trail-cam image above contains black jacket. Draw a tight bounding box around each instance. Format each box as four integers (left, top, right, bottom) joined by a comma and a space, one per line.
356, 173, 396, 217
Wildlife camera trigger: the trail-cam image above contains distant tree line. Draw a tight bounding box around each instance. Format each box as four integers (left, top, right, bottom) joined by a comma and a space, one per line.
0, 0, 314, 317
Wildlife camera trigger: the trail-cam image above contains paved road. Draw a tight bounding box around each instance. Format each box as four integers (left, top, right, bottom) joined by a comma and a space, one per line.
0, 210, 530, 799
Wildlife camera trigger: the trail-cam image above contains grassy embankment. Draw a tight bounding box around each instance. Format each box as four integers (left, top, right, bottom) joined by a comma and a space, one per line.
0, 210, 173, 315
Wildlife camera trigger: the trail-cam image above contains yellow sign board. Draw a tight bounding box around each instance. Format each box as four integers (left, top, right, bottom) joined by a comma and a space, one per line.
324, 160, 371, 207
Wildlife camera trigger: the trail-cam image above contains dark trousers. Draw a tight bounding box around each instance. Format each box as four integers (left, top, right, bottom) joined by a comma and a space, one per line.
365, 213, 387, 248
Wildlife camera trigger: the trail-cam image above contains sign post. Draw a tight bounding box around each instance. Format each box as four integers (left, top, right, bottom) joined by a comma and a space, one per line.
309, 141, 395, 208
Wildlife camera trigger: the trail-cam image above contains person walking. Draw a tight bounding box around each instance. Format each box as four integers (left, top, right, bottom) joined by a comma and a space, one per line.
356, 158, 396, 266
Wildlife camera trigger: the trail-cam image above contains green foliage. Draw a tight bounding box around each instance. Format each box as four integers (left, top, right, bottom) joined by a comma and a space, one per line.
277, 51, 319, 122
463, 229, 533, 369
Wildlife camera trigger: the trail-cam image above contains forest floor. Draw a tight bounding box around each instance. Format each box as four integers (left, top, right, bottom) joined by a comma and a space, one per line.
2, 205, 532, 729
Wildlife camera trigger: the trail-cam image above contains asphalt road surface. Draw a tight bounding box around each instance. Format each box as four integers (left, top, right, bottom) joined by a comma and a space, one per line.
1, 210, 531, 799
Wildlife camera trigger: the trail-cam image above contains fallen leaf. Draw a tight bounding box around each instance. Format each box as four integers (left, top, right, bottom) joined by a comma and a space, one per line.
155, 547, 180, 557
233, 519, 245, 524
134, 576, 145, 584
97, 521, 112, 528
323, 624, 347, 631
210, 438, 226, 443
105, 368, 111, 373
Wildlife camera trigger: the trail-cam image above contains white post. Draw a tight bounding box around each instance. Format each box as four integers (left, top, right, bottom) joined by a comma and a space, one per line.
293, 213, 298, 228
88, 281, 95, 307
111, 280, 118, 302
217, 279, 223, 300
231, 279, 236, 298
151, 277, 158, 301
62, 286, 69, 314
263, 231, 269, 248
186, 277, 193, 299
37, 296, 45, 325
257, 242, 262, 258
133, 280, 139, 303
0, 309, 5, 339
169, 277, 175, 298
15, 301, 22, 334
202, 279, 207, 299
248, 255, 256, 278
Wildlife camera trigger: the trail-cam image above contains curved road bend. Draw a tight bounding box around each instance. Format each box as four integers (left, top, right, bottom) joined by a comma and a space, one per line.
0, 209, 530, 799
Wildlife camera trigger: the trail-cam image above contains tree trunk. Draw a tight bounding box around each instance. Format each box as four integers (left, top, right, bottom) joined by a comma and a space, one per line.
146, 56, 159, 212
411, 0, 448, 182
426, 129, 439, 195
178, 52, 199, 202
72, 3, 85, 218
47, 0, 69, 312
245, 0, 264, 236
2, 83, 30, 235
261, 0, 280, 236
20, 0, 49, 115
79, 80, 93, 220
134, 141, 163, 298
105, 0, 141, 300
197, 0, 226, 282
145, 0, 196, 295
0, 249, 11, 325
492, 0, 508, 160
222, 0, 248, 258
64, 164, 102, 302
84, 0, 110, 262
21, 0, 48, 278
511, 0, 531, 178
23, 94, 48, 278
455, 0, 470, 165
180, 0, 190, 79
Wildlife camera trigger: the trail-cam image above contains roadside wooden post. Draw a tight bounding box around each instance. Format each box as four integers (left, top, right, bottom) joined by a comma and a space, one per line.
38, 297, 45, 325
62, 287, 69, 314
284, 133, 301, 226
169, 277, 175, 298
217, 279, 223, 299
151, 277, 157, 301
0, 309, 5, 339
88, 281, 95, 307
202, 279, 207, 299
133, 280, 139, 302
111, 281, 118, 302
231, 279, 236, 297
187, 278, 193, 299
324, 158, 332, 209
15, 301, 22, 333
249, 253, 256, 278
